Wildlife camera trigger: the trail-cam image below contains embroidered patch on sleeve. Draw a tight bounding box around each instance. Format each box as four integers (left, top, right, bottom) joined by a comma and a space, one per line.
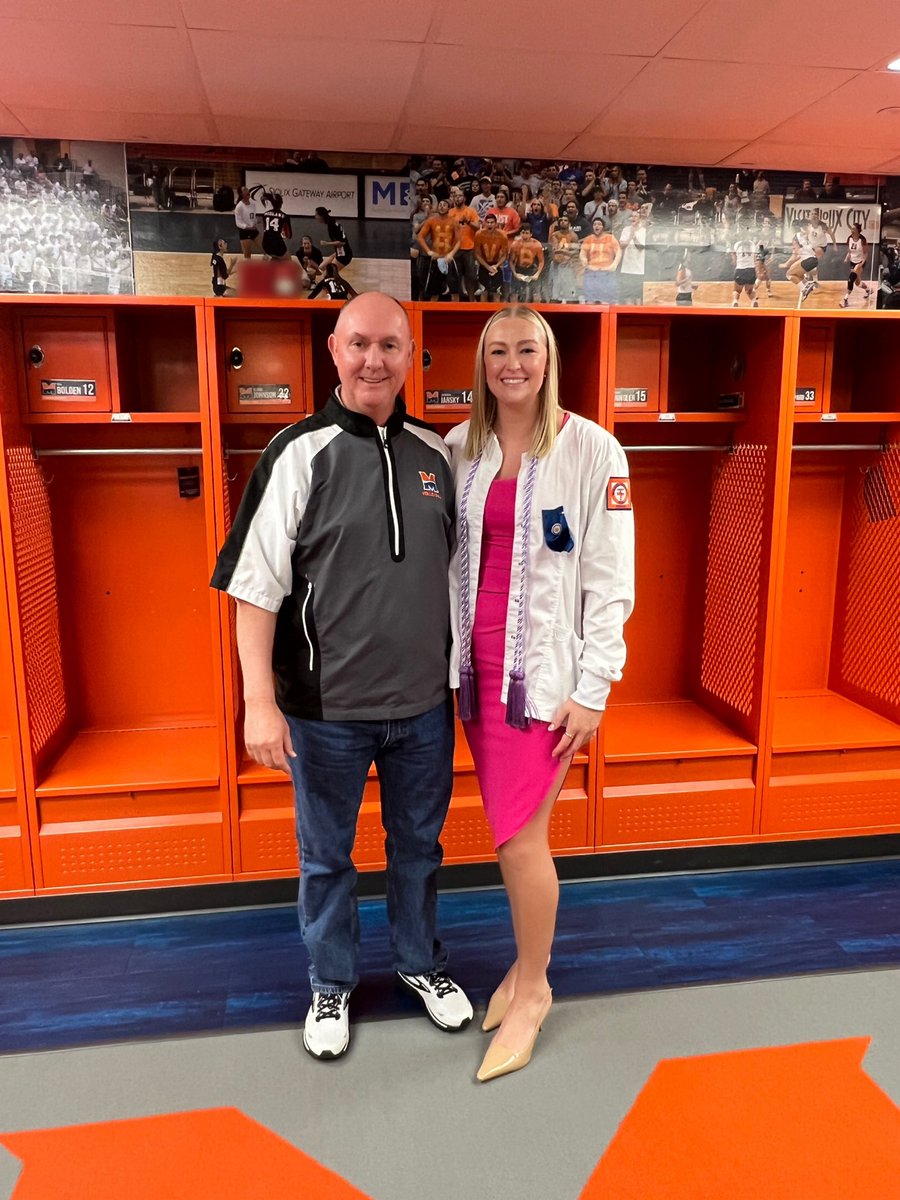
607, 478, 632, 511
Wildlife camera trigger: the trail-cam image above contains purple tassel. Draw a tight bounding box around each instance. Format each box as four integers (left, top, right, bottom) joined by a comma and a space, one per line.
458, 664, 477, 721
505, 669, 530, 729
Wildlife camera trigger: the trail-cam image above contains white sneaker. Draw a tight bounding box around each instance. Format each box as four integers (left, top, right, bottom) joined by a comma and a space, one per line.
303, 990, 350, 1059
398, 971, 474, 1031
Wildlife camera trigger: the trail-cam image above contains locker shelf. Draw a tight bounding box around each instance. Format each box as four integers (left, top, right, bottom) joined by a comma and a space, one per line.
35, 727, 220, 796
605, 701, 756, 762
773, 692, 900, 754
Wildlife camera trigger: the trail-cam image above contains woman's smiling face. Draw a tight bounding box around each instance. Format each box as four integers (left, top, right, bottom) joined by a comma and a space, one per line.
483, 317, 548, 410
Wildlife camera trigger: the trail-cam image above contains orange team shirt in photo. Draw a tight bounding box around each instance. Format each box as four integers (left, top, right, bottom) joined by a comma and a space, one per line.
449, 205, 480, 251
581, 233, 620, 270
486, 206, 521, 236
418, 216, 459, 257
474, 228, 509, 266
510, 239, 544, 270
551, 230, 580, 263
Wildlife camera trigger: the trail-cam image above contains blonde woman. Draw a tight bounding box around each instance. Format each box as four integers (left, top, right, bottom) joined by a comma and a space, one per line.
447, 306, 634, 1082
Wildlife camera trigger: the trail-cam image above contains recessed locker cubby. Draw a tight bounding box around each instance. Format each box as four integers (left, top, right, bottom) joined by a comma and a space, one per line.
0, 299, 230, 893
611, 309, 784, 421
0, 516, 32, 896
19, 303, 204, 419
795, 314, 900, 419
603, 311, 790, 848
417, 302, 606, 427
764, 423, 900, 838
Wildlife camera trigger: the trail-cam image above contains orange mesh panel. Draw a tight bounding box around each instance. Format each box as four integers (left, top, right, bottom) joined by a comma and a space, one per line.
700, 444, 767, 720
4, 443, 67, 756
836, 445, 900, 720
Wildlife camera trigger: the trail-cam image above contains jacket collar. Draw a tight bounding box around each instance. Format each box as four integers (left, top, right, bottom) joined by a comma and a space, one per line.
326, 391, 406, 439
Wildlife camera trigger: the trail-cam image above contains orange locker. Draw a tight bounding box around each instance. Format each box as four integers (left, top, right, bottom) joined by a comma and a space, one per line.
222, 317, 308, 415
0, 297, 231, 894
602, 309, 791, 850
19, 312, 117, 415
763, 313, 900, 838
0, 513, 32, 896
209, 300, 379, 879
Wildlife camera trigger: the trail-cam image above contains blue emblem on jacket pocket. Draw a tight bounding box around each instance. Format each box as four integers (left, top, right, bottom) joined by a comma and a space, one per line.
542, 506, 574, 553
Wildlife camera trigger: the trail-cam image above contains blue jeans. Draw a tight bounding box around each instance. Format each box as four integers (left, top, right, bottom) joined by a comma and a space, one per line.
286, 698, 454, 994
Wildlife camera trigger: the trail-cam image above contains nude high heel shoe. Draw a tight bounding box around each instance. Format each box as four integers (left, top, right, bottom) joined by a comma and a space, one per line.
481, 958, 549, 1031
475, 991, 552, 1083
481, 988, 511, 1033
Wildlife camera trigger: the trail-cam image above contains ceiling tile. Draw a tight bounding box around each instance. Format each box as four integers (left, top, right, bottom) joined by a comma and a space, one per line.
395, 127, 582, 160
719, 141, 894, 174
561, 133, 744, 167
182, 0, 435, 42
212, 116, 398, 152
431, 0, 707, 54
11, 108, 215, 145
665, 0, 893, 68
14, 0, 182, 24
192, 30, 420, 123
0, 102, 29, 136
764, 72, 900, 146
584, 59, 855, 141
405, 46, 648, 133
0, 21, 205, 113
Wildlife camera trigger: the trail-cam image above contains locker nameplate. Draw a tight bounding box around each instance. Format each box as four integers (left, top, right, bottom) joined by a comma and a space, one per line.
425, 389, 472, 406
237, 385, 292, 404
41, 379, 97, 398
615, 387, 649, 405
795, 387, 817, 404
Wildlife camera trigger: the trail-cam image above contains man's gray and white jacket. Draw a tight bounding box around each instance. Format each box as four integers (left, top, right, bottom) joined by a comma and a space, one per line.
211, 393, 455, 721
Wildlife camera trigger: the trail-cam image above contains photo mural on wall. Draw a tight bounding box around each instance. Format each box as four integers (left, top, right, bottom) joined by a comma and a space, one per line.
2, 136, 899, 313
0, 138, 134, 295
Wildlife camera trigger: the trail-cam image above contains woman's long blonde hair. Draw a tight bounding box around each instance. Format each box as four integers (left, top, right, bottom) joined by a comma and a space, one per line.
465, 305, 561, 461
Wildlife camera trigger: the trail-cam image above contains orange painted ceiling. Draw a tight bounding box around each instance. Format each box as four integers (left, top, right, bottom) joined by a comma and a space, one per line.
2, 0, 900, 171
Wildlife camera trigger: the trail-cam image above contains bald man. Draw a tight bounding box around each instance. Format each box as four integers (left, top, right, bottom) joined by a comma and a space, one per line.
212, 293, 472, 1059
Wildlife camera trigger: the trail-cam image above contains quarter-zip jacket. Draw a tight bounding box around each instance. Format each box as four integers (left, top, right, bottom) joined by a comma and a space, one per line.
211, 393, 454, 720
447, 414, 634, 718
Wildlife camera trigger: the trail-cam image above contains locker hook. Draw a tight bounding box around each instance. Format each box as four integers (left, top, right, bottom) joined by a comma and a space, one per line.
229, 347, 244, 370
28, 345, 44, 367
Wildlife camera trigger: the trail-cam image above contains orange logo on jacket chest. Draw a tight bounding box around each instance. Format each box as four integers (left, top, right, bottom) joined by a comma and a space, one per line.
419, 471, 442, 499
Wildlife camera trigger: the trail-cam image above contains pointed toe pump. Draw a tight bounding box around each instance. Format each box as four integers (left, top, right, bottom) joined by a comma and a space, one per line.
476, 992, 552, 1083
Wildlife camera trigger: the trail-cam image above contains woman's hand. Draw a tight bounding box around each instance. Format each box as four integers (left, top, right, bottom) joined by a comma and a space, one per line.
548, 699, 603, 759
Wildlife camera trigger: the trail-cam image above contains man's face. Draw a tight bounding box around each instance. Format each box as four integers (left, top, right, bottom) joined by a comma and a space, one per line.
496, 194, 508, 208
328, 295, 413, 422
485, 216, 498, 232
415, 179, 429, 197
558, 217, 570, 232
566, 203, 578, 218
480, 179, 492, 194
437, 199, 450, 216
593, 219, 605, 234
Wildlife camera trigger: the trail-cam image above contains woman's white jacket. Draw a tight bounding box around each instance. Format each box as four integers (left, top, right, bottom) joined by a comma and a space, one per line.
447, 414, 635, 720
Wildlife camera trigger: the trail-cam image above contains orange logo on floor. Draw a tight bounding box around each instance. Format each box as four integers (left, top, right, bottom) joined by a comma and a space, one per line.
0, 1107, 372, 1199
581, 1038, 900, 1198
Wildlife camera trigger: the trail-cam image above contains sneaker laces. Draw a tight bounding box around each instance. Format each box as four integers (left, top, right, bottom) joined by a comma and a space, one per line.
315, 993, 345, 1021
425, 972, 458, 999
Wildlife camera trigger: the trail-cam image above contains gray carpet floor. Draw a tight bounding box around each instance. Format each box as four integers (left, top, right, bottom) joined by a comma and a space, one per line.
3, 966, 900, 1199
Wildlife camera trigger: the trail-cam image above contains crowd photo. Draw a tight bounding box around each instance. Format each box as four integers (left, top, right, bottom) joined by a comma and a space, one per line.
407, 156, 889, 311
0, 141, 134, 296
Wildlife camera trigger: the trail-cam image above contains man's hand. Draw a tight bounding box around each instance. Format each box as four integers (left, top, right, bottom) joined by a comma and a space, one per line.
244, 698, 296, 774
548, 699, 603, 760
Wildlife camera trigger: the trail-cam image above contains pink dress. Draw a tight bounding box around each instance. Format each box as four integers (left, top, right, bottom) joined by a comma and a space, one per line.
462, 475, 563, 848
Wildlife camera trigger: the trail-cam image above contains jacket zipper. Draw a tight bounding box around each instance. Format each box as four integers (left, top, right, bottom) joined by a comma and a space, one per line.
300, 580, 315, 670
379, 427, 402, 559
